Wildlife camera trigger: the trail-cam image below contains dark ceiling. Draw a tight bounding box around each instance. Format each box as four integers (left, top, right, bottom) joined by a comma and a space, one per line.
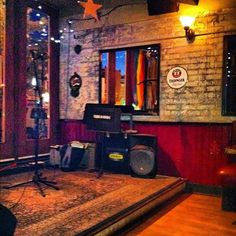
40, 0, 146, 16
42, 0, 79, 9
42, 0, 145, 8
39, 0, 236, 17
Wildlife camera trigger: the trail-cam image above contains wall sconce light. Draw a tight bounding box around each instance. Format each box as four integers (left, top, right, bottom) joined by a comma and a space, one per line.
179, 16, 196, 42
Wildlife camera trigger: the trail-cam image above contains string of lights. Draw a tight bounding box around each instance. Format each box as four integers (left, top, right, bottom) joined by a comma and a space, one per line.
57, 2, 145, 44
29, 1, 145, 45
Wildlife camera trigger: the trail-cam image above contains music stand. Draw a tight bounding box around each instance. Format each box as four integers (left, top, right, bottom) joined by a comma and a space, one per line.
83, 103, 122, 177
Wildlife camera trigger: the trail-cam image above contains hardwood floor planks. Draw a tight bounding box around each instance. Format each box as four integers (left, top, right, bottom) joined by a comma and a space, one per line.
123, 193, 236, 236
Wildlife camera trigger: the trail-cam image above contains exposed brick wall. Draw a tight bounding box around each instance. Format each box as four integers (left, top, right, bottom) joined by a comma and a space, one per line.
59, 6, 236, 122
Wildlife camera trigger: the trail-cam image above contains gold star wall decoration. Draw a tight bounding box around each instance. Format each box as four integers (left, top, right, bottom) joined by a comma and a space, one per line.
79, 0, 103, 21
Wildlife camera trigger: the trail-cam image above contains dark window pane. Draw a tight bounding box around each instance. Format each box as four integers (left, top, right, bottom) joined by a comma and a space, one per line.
222, 35, 236, 116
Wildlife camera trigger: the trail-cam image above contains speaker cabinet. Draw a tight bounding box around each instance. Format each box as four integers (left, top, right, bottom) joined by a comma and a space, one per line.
100, 133, 157, 177
147, 0, 179, 16
103, 133, 130, 174
129, 134, 157, 178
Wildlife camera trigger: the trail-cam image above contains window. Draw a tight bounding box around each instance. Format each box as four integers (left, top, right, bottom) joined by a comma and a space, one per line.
99, 45, 160, 114
0, 1, 59, 159
222, 35, 236, 116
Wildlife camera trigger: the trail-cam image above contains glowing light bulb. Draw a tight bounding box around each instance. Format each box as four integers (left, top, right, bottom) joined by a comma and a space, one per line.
31, 77, 37, 87
42, 92, 50, 103
179, 16, 195, 27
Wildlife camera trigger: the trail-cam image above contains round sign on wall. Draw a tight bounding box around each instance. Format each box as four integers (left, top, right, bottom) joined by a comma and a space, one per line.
167, 66, 188, 89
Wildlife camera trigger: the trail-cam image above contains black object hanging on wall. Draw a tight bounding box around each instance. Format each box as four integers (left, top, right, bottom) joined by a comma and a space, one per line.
147, 0, 199, 16
69, 72, 82, 98
74, 44, 82, 54
178, 0, 199, 5
147, 0, 179, 16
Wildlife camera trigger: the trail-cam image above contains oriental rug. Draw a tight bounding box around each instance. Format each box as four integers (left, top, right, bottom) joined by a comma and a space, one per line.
0, 169, 185, 236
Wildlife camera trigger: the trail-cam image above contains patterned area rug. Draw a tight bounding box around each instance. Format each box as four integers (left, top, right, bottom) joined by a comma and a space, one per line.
0, 169, 183, 235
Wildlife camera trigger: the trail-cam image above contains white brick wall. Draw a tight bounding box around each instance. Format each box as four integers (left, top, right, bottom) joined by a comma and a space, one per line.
59, 6, 236, 122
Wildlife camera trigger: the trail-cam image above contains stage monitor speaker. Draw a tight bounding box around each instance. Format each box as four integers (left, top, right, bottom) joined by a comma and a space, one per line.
147, 0, 179, 16
0, 204, 17, 236
129, 134, 157, 178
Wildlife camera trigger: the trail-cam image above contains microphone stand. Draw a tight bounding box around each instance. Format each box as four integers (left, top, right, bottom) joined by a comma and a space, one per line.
4, 51, 59, 197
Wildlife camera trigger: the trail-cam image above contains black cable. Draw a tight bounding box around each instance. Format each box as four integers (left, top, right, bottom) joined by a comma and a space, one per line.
0, 160, 60, 209
0, 166, 32, 210
43, 162, 60, 188
69, 2, 145, 22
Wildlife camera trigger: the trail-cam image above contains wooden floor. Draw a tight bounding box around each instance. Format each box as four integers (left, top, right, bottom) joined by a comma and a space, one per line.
122, 193, 236, 236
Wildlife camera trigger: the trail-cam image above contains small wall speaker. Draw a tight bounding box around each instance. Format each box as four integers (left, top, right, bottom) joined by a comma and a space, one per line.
178, 0, 199, 5
147, 0, 179, 16
129, 134, 157, 178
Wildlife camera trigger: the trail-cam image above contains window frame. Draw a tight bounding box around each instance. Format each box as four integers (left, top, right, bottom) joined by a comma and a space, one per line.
0, 0, 60, 159
222, 35, 236, 116
99, 44, 160, 115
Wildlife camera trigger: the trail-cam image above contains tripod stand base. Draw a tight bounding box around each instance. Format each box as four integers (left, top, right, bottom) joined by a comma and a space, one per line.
97, 168, 104, 178
4, 173, 59, 197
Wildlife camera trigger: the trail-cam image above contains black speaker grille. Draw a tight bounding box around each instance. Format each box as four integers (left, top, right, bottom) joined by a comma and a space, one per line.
130, 145, 155, 176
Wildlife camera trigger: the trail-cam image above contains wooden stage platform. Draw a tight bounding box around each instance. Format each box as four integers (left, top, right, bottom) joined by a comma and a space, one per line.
0, 169, 186, 235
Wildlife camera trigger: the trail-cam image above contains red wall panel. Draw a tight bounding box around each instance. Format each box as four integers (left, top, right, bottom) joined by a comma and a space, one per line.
134, 123, 230, 186
60, 120, 96, 144
59, 120, 231, 186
